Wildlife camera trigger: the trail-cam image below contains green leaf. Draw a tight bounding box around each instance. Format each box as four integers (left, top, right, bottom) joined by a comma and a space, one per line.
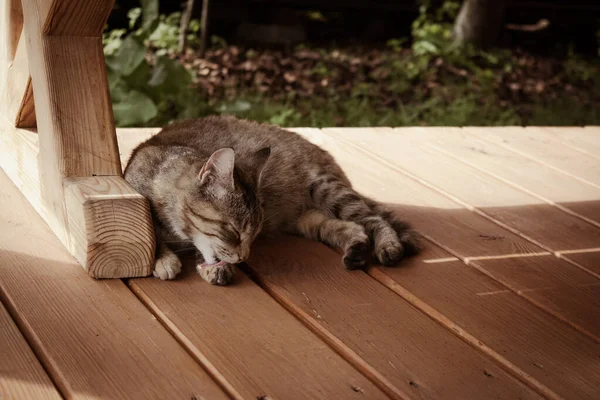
106, 68, 130, 103
112, 91, 158, 126
106, 35, 146, 77
148, 56, 192, 94
140, 0, 159, 35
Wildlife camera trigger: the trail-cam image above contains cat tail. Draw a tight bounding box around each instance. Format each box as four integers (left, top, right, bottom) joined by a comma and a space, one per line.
362, 196, 422, 258
310, 174, 421, 263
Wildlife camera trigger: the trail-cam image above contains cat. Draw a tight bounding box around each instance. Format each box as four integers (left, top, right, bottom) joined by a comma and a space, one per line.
124, 116, 419, 285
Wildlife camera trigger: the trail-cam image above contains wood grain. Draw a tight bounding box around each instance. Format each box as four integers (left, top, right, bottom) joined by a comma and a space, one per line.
479, 126, 600, 187
17, 0, 122, 254
421, 128, 600, 227
247, 236, 542, 400
0, 301, 61, 400
368, 245, 600, 400
315, 129, 600, 341
325, 127, 600, 277
129, 260, 390, 400
0, 169, 228, 399
551, 126, 600, 156
1, 21, 35, 127
0, 119, 43, 220
1, 0, 156, 278
64, 176, 155, 278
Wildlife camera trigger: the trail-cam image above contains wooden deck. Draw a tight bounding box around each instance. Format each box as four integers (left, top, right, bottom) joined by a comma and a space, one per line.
1, 126, 599, 400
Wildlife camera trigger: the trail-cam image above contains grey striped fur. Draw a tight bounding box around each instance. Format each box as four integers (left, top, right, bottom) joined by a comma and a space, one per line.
124, 116, 419, 285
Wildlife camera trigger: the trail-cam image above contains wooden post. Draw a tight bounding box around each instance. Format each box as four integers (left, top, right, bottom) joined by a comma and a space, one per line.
0, 0, 155, 278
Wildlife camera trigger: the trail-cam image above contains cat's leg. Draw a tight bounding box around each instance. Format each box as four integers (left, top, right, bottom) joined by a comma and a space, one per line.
153, 242, 183, 280
195, 252, 235, 286
364, 198, 421, 258
297, 210, 370, 269
310, 176, 418, 265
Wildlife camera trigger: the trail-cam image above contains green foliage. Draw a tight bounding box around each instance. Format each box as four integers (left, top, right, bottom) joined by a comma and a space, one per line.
102, 0, 599, 128
103, 0, 206, 127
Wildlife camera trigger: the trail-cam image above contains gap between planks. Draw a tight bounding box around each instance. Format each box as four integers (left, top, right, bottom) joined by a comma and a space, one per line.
316, 129, 599, 343
425, 142, 600, 230
329, 130, 600, 281
365, 266, 562, 400
238, 263, 410, 400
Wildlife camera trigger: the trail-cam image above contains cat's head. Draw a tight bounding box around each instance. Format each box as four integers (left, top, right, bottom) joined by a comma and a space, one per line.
183, 147, 271, 265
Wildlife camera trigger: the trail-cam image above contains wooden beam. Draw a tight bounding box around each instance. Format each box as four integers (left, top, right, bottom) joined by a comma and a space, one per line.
0, 0, 156, 278
1, 1, 35, 127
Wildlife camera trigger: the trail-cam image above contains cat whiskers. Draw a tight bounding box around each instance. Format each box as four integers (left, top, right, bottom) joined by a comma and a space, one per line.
172, 246, 197, 254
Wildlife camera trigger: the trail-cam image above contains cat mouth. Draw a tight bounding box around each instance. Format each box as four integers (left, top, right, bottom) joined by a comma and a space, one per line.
199, 259, 227, 269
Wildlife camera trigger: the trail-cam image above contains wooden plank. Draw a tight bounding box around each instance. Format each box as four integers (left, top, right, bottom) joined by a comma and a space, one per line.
368, 245, 600, 400
117, 128, 160, 167
531, 126, 600, 159
325, 127, 600, 277
477, 127, 600, 187
0, 301, 61, 400
0, 2, 35, 127
313, 129, 600, 341
419, 128, 600, 227
247, 237, 543, 399
129, 261, 390, 400
0, 169, 229, 400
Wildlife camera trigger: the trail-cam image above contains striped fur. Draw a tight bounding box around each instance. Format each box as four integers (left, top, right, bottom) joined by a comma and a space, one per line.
125, 116, 419, 285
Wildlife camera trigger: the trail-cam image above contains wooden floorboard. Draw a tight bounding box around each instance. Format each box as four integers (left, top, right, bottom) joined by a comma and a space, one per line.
478, 127, 600, 187
367, 246, 600, 400
0, 301, 61, 400
424, 127, 600, 228
326, 127, 600, 277
246, 237, 541, 400
547, 126, 600, 156
314, 129, 600, 341
0, 170, 228, 400
1, 125, 585, 400
129, 261, 389, 400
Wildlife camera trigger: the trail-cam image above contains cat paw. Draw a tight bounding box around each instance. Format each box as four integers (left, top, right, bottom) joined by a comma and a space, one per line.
198, 263, 235, 286
343, 241, 369, 270
375, 238, 404, 267
153, 253, 182, 280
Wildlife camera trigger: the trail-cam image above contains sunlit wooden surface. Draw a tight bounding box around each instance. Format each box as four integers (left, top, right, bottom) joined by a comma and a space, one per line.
1, 126, 599, 400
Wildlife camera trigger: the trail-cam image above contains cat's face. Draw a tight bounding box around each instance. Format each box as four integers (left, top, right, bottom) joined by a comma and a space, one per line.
184, 147, 270, 265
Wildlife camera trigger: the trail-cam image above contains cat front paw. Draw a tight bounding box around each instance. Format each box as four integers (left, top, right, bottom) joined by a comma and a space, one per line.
197, 262, 235, 286
153, 252, 182, 280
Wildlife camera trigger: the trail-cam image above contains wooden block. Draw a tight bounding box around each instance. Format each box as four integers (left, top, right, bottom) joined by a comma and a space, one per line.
0, 302, 61, 399
0, 169, 229, 399
64, 176, 155, 278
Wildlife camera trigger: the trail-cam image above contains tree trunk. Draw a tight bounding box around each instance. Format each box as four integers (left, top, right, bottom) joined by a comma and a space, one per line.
453, 0, 506, 48
199, 0, 210, 57
178, 0, 195, 53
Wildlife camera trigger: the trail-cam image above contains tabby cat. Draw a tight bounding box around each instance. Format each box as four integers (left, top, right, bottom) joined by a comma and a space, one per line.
124, 116, 419, 285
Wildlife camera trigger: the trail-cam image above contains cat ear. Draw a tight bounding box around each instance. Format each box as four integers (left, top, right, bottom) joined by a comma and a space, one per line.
199, 148, 235, 193
252, 147, 271, 185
